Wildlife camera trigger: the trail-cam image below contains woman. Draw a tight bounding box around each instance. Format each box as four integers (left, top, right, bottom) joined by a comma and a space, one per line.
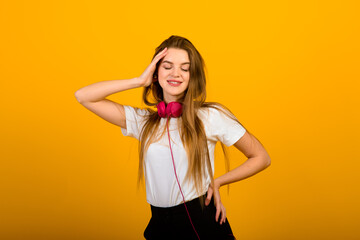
75, 35, 271, 240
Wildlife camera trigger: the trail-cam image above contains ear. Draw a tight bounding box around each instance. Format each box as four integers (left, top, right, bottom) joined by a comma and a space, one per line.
153, 74, 158, 82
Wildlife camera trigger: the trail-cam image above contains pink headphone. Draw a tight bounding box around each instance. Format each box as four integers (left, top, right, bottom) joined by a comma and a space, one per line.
156, 101, 183, 118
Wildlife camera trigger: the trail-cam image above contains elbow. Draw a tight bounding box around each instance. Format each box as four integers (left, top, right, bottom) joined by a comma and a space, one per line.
262, 153, 271, 168
74, 90, 84, 103
265, 155, 271, 168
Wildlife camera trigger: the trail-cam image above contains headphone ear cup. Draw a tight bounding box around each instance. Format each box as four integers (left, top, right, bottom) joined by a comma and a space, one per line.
156, 101, 166, 117
166, 102, 183, 118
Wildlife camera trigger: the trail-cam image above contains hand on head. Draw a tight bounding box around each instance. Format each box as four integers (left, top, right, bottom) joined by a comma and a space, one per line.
138, 47, 168, 87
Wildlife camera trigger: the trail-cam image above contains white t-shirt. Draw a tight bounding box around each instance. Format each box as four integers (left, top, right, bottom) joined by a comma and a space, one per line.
120, 105, 246, 207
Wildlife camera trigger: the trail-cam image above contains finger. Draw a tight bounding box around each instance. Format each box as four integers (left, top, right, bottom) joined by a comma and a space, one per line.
215, 205, 220, 222
156, 47, 167, 56
220, 207, 224, 225
220, 206, 224, 223
154, 47, 168, 61
205, 188, 213, 206
221, 208, 226, 224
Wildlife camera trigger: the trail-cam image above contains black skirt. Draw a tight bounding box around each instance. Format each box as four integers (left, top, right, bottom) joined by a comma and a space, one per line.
144, 193, 236, 240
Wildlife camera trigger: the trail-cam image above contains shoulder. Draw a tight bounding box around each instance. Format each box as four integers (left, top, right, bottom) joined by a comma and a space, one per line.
124, 105, 152, 114
198, 102, 243, 130
197, 102, 233, 120
197, 102, 247, 146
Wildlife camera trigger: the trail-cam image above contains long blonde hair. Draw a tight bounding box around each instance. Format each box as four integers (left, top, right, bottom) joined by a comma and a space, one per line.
137, 35, 246, 207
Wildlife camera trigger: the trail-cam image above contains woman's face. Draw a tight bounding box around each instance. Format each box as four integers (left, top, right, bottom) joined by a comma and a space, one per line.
158, 48, 190, 103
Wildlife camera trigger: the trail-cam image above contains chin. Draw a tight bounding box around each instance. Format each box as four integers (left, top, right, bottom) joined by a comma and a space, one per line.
170, 91, 185, 97
164, 92, 186, 101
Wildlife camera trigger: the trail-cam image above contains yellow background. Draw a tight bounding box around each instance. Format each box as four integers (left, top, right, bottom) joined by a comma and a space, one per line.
1, 0, 359, 239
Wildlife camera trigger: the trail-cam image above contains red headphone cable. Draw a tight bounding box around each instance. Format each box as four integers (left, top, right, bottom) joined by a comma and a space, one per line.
166, 116, 201, 240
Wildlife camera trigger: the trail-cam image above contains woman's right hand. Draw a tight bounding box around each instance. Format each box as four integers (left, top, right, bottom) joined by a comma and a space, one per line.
138, 47, 168, 87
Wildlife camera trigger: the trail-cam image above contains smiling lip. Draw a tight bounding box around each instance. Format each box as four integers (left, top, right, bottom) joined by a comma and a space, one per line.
167, 80, 182, 86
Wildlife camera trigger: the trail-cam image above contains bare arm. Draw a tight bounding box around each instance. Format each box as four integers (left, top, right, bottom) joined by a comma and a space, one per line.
74, 78, 143, 128
74, 47, 169, 128
75, 78, 143, 103
215, 131, 271, 187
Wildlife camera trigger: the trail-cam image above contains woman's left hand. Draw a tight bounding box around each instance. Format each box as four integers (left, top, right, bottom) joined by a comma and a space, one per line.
205, 180, 226, 225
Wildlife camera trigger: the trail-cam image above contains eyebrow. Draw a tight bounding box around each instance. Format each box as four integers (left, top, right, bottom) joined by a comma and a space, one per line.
162, 60, 190, 65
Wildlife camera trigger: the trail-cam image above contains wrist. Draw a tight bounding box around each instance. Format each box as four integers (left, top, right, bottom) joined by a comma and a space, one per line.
214, 178, 222, 189
133, 77, 144, 88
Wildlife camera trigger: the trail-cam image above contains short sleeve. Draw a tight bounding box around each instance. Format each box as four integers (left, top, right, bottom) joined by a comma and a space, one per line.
120, 105, 150, 140
208, 107, 246, 147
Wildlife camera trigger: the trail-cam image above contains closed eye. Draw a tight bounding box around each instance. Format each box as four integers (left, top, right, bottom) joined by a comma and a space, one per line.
164, 67, 189, 72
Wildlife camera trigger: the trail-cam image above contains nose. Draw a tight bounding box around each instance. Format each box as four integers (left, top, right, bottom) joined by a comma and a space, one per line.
171, 67, 181, 78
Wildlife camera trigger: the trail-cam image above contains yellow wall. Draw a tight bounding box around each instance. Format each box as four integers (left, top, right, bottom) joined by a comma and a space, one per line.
1, 0, 359, 239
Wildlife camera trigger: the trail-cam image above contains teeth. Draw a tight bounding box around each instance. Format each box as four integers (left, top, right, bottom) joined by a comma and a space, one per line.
168, 81, 181, 84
